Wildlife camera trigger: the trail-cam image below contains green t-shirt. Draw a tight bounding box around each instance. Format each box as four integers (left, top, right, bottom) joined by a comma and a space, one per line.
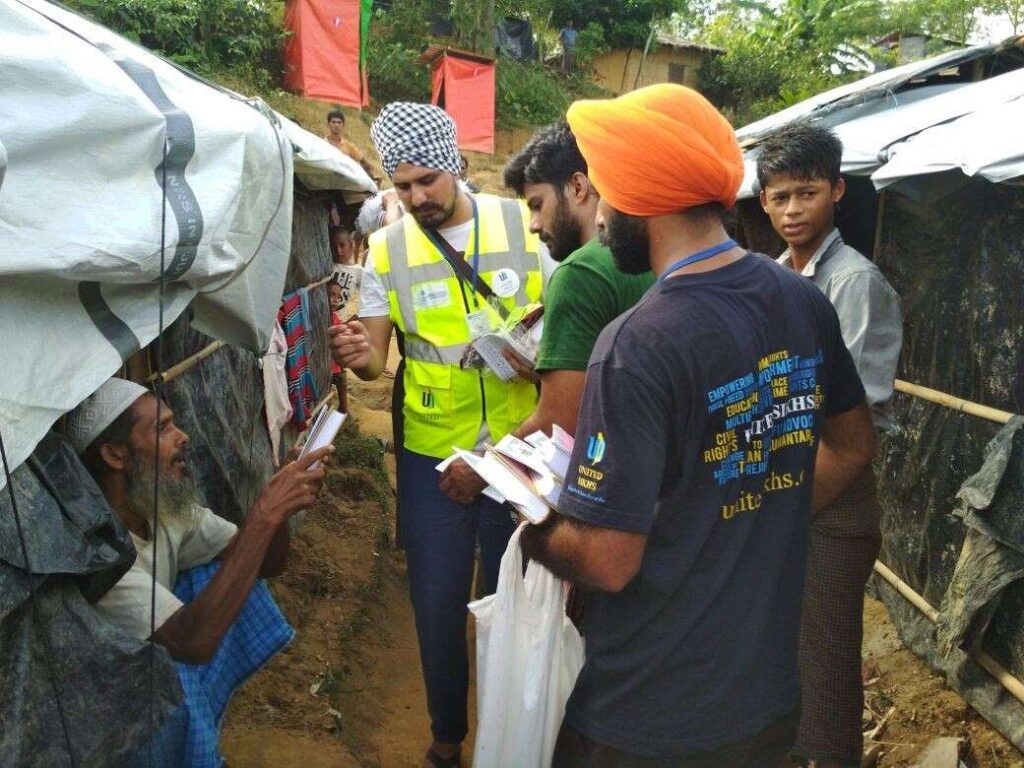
536, 238, 655, 372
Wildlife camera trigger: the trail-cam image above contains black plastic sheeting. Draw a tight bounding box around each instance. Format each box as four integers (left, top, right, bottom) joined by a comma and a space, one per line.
738, 178, 1024, 747
869, 181, 1024, 747
496, 17, 535, 61
0, 432, 181, 767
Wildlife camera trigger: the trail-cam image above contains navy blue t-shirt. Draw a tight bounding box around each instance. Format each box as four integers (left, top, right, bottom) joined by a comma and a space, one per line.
559, 253, 865, 757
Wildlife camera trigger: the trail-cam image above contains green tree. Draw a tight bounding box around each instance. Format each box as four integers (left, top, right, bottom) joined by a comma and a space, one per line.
551, 0, 692, 49
450, 0, 496, 53
885, 0, 981, 43
983, 0, 1024, 34
696, 0, 897, 124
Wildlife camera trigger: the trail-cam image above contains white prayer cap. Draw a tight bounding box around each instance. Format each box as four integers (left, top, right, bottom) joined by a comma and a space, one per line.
66, 378, 150, 455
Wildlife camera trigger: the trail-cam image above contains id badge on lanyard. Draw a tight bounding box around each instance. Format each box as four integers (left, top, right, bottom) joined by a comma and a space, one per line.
465, 308, 495, 339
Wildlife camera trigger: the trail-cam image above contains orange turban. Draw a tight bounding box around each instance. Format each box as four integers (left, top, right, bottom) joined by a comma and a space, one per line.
566, 84, 744, 216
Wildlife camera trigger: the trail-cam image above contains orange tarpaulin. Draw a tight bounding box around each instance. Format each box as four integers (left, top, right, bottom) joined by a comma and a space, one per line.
430, 53, 495, 155
284, 0, 368, 108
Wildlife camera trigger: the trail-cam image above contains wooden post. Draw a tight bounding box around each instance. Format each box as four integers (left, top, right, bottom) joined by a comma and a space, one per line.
872, 189, 887, 262
632, 27, 657, 90
894, 379, 1016, 425
147, 341, 225, 385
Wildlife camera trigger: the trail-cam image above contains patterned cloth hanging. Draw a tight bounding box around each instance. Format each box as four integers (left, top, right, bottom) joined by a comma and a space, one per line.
277, 288, 320, 430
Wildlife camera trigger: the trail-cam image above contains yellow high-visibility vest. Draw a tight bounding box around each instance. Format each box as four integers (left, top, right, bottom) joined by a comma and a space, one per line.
369, 193, 543, 459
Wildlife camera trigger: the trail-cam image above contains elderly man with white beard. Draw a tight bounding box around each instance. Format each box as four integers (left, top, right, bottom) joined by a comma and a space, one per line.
66, 378, 332, 664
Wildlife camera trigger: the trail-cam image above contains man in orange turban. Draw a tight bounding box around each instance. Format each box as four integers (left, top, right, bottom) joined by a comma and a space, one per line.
521, 84, 876, 767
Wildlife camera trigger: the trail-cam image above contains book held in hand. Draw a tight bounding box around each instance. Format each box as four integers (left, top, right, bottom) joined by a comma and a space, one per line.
435, 427, 577, 525
298, 407, 346, 470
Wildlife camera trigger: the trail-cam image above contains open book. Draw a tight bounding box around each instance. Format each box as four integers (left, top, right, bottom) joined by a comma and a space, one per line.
435, 429, 576, 525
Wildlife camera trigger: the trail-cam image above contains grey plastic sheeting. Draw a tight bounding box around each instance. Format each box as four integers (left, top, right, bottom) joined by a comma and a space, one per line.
496, 17, 535, 61
0, 432, 181, 767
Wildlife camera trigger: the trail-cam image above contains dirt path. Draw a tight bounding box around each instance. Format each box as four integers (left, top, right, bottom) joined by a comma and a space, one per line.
221, 336, 1022, 767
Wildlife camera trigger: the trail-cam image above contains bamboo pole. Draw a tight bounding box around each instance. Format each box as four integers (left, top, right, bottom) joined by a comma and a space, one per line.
894, 379, 1016, 425
147, 341, 224, 385
873, 560, 1024, 706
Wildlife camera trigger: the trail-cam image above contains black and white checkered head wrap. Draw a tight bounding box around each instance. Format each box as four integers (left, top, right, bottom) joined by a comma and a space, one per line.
371, 102, 462, 179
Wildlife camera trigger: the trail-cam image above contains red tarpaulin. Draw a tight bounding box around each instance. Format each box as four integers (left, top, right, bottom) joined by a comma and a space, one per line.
430, 52, 496, 155
284, 0, 368, 108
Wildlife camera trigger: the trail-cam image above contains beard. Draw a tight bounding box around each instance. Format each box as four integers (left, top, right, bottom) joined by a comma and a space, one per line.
543, 197, 583, 263
600, 209, 651, 275
412, 190, 460, 229
124, 450, 201, 529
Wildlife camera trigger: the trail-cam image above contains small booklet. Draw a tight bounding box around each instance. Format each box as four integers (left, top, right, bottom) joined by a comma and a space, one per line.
299, 407, 346, 469
463, 304, 544, 381
523, 426, 574, 482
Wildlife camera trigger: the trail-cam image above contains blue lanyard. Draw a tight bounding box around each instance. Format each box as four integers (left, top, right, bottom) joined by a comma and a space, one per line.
659, 239, 737, 282
425, 196, 481, 301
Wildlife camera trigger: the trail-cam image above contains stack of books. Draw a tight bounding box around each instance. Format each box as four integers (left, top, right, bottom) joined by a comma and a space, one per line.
436, 426, 575, 524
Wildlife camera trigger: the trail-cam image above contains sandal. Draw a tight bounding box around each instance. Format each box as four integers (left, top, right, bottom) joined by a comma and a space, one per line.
424, 746, 461, 768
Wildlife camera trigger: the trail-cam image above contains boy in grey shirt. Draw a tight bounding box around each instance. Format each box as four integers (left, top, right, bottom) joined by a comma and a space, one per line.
758, 123, 903, 768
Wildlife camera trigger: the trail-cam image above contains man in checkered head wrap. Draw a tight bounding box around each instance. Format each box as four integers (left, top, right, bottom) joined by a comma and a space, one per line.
369, 102, 467, 230
335, 100, 548, 768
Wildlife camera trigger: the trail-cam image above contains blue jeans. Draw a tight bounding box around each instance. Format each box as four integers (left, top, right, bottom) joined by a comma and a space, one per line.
398, 448, 518, 744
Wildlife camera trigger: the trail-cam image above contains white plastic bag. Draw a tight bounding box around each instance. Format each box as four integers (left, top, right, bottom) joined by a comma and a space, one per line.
470, 524, 585, 768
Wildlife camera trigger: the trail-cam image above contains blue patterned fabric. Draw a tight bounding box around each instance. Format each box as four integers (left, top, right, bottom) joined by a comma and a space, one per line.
133, 561, 294, 767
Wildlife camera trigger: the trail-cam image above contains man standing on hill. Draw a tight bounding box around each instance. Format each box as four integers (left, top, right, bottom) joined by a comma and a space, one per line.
327, 102, 545, 768
325, 108, 376, 180
502, 119, 654, 441
521, 84, 876, 766
757, 122, 903, 768
559, 20, 578, 74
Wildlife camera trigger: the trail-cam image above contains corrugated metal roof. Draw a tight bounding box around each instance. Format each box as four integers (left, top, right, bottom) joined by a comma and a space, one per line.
735, 37, 1024, 196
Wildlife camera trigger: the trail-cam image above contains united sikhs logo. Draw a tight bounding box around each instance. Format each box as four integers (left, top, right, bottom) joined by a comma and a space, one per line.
586, 432, 606, 464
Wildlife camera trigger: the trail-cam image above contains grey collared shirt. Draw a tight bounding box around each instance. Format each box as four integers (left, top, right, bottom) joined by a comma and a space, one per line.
778, 229, 903, 430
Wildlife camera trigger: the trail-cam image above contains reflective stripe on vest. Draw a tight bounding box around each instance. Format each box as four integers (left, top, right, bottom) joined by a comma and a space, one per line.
369, 194, 542, 458
405, 338, 464, 365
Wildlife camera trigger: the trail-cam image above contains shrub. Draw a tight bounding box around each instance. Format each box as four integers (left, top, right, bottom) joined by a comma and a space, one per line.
66, 0, 283, 87
496, 59, 573, 129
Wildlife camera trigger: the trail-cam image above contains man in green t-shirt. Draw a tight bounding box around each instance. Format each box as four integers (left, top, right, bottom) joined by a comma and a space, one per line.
503, 121, 655, 438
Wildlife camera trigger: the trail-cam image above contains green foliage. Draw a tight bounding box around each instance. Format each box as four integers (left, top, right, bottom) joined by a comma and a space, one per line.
697, 0, 902, 125
885, 0, 980, 42
986, 0, 1024, 34
450, 0, 496, 53
65, 0, 283, 87
495, 58, 572, 129
364, 0, 436, 104
551, 0, 691, 49
573, 21, 610, 72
